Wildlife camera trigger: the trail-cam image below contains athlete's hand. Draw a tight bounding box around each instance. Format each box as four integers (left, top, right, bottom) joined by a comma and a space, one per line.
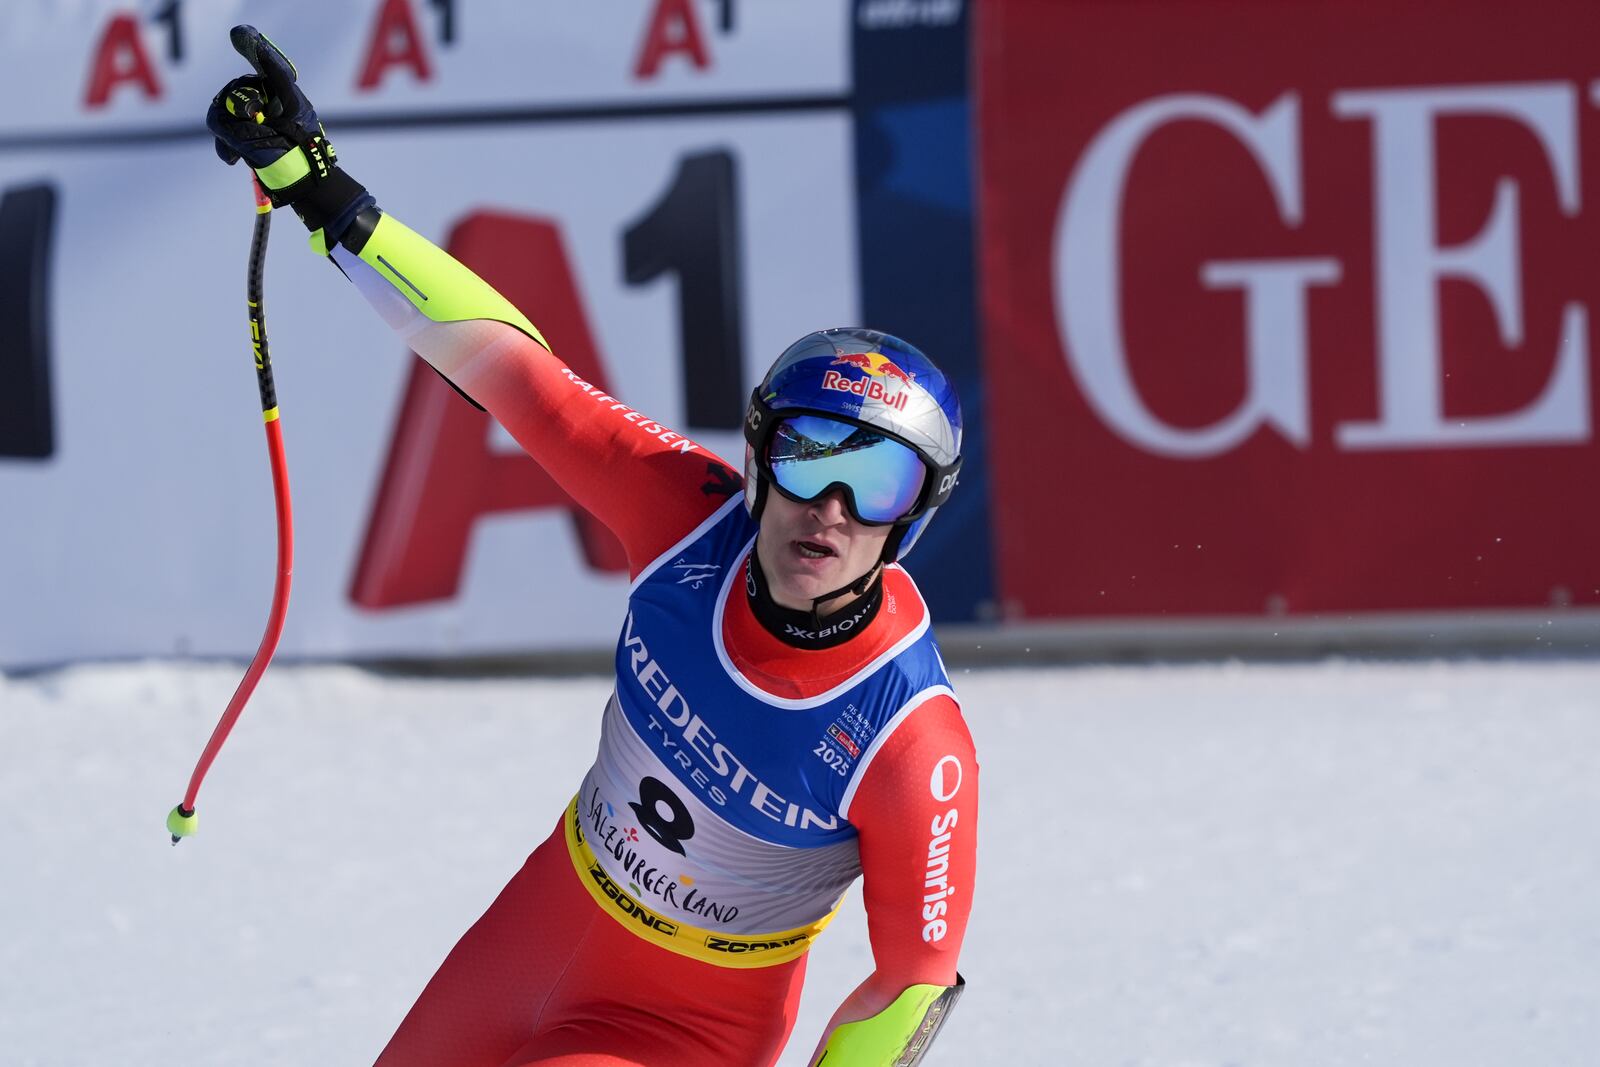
206, 26, 332, 200
206, 25, 374, 250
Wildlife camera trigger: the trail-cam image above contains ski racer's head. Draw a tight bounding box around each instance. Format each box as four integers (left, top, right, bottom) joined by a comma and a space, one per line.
743, 328, 963, 607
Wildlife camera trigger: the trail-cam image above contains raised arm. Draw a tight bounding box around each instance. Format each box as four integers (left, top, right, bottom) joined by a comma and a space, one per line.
206, 25, 735, 576
811, 695, 978, 1065
326, 212, 738, 575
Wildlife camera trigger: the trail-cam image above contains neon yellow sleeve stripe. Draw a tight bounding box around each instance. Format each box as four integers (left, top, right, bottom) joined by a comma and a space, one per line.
819, 982, 954, 1065
354, 213, 548, 348
255, 149, 310, 192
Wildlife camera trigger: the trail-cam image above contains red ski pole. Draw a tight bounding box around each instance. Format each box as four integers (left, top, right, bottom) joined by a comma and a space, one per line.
168, 172, 293, 844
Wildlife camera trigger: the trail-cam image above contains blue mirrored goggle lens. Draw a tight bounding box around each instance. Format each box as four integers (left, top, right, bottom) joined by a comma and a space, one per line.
766, 415, 927, 523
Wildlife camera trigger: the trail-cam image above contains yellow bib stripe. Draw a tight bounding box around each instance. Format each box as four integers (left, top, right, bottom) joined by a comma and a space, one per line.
562, 795, 837, 969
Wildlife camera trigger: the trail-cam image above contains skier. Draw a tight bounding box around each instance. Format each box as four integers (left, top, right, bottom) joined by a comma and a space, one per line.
208, 27, 977, 1067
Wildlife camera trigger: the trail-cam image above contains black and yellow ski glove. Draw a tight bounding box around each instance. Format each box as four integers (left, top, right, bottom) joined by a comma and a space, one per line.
205, 25, 374, 253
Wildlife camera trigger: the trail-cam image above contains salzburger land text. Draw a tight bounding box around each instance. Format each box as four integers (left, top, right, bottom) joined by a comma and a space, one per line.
586, 787, 738, 923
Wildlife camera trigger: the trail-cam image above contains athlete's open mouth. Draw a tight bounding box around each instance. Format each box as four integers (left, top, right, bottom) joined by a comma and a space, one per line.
796, 540, 836, 559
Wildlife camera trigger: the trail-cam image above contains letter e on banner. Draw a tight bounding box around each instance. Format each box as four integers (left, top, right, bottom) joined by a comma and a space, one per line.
1332, 84, 1590, 449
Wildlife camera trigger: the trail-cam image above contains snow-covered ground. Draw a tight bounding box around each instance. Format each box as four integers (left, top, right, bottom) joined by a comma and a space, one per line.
2, 657, 1597, 1066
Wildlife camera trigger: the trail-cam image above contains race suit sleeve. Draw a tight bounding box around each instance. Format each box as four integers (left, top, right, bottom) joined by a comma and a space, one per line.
329, 218, 738, 577
851, 694, 977, 984
808, 694, 977, 1060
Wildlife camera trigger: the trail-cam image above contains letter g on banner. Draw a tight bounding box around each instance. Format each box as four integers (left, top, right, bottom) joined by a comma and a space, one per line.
1054, 93, 1339, 458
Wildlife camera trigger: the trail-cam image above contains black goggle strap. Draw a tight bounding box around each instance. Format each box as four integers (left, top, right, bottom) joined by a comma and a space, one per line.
923, 454, 961, 509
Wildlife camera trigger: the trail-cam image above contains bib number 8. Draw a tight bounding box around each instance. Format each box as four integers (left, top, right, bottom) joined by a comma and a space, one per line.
630, 775, 695, 855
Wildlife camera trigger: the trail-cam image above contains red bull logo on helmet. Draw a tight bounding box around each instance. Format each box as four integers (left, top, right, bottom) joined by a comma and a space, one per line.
831, 351, 917, 384
823, 352, 916, 410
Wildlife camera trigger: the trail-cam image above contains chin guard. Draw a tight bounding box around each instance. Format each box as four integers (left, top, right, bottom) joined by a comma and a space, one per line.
818, 975, 965, 1066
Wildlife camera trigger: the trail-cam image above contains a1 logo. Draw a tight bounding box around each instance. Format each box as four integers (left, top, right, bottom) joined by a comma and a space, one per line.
350, 148, 746, 608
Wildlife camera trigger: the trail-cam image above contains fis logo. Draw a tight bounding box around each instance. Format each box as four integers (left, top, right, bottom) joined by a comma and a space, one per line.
821, 352, 916, 411
671, 560, 722, 589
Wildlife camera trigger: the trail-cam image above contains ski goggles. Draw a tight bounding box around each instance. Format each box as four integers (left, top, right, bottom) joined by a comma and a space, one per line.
764, 414, 928, 525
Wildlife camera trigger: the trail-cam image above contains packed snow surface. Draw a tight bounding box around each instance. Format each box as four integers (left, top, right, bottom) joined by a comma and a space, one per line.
2, 657, 1597, 1066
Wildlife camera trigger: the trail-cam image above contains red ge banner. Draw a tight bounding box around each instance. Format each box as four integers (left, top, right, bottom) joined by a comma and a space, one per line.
977, 0, 1600, 620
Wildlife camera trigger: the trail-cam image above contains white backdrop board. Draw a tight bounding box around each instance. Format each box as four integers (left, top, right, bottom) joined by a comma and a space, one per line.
0, 1, 871, 667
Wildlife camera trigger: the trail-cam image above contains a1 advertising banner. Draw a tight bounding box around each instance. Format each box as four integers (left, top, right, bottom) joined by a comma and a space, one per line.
978, 0, 1600, 622
0, 2, 984, 669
